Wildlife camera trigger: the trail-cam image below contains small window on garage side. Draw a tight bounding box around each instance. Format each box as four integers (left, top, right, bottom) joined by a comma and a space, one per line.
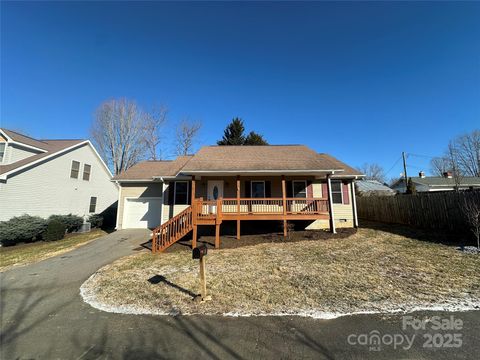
83, 164, 91, 181
89, 196, 97, 213
70, 160, 80, 179
331, 181, 343, 204
174, 181, 189, 205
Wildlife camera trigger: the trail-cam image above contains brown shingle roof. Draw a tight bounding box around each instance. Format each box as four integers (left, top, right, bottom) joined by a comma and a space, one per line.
113, 156, 193, 180
0, 128, 86, 176
181, 145, 361, 174
111, 146, 363, 180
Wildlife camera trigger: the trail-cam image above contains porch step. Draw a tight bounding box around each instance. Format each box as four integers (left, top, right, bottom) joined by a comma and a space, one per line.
152, 206, 194, 252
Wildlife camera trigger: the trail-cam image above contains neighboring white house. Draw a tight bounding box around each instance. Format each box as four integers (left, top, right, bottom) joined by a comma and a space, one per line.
0, 128, 118, 222
391, 171, 480, 193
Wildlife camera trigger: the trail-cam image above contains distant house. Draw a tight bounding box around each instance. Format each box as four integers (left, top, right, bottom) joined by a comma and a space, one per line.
391, 171, 480, 193
355, 180, 395, 196
0, 128, 118, 221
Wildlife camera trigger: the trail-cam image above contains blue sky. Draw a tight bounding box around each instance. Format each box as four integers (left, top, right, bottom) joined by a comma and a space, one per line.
1, 1, 479, 179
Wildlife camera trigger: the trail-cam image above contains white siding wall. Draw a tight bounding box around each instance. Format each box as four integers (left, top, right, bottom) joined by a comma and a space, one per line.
162, 182, 189, 224
3, 144, 40, 164
0, 144, 118, 221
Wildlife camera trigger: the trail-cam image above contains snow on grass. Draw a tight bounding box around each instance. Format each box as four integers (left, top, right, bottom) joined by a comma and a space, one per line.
80, 227, 480, 319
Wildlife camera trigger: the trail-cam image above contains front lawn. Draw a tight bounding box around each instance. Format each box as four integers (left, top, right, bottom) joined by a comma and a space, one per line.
0, 229, 106, 271
81, 227, 480, 317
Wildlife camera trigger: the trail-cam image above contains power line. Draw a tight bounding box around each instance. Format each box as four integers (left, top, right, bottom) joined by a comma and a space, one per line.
385, 155, 403, 175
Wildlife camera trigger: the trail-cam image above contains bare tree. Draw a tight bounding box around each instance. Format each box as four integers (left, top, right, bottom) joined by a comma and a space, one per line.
357, 163, 386, 183
175, 119, 202, 156
91, 99, 148, 175
463, 198, 480, 250
143, 105, 168, 160
453, 130, 480, 177
446, 141, 463, 191
430, 156, 450, 176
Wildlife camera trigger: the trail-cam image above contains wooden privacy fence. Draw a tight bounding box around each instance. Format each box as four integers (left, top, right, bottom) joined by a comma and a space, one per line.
356, 191, 480, 232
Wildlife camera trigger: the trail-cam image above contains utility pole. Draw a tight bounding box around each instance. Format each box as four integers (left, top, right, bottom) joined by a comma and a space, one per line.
402, 151, 408, 191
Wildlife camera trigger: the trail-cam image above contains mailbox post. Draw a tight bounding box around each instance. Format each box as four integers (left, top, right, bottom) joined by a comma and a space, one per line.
192, 245, 211, 302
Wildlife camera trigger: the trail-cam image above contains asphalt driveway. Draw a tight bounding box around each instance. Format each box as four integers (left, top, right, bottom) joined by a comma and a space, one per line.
1, 229, 479, 359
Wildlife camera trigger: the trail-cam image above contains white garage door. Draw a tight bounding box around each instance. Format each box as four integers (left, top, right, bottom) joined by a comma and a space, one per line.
123, 197, 162, 229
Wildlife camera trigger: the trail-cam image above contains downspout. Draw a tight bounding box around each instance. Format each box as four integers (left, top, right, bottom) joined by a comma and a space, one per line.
327, 173, 336, 234
351, 177, 359, 228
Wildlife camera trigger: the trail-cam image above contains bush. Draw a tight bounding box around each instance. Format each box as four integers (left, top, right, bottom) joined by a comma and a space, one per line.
42, 220, 67, 241
0, 215, 48, 246
48, 214, 83, 233
88, 214, 103, 228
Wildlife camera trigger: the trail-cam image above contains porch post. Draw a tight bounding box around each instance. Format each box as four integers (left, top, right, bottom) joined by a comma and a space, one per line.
282, 175, 287, 237
215, 197, 222, 249
236, 175, 241, 240
191, 177, 197, 248
327, 174, 337, 234
351, 180, 359, 228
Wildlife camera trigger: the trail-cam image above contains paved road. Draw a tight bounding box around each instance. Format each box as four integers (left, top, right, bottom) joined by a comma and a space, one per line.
1, 230, 479, 359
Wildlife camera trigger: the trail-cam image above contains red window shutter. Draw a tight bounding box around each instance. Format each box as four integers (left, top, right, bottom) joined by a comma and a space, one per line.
342, 183, 350, 204
307, 181, 313, 198
322, 183, 328, 199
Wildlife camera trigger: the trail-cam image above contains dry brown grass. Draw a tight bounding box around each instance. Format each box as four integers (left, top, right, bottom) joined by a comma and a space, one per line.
0, 229, 107, 271
83, 227, 480, 316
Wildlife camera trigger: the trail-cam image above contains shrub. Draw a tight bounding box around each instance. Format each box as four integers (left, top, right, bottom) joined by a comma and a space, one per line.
0, 215, 48, 246
43, 220, 67, 241
48, 214, 83, 233
88, 214, 103, 228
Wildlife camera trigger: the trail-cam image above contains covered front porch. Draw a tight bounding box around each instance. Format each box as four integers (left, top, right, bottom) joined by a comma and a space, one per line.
188, 174, 356, 248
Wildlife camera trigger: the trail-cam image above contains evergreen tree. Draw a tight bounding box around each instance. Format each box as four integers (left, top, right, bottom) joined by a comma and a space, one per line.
406, 177, 417, 195
244, 131, 268, 145
217, 118, 246, 145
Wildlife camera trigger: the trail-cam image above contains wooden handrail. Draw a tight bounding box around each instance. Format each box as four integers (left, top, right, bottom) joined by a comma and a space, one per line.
152, 205, 193, 253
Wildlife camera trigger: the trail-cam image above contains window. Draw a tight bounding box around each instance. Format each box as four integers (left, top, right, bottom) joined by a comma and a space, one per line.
292, 180, 307, 198
331, 181, 343, 204
174, 181, 189, 205
70, 160, 80, 179
83, 164, 91, 181
89, 196, 97, 213
0, 143, 5, 162
251, 181, 265, 198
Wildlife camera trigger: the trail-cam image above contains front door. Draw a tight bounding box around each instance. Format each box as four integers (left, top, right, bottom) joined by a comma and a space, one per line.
207, 180, 224, 200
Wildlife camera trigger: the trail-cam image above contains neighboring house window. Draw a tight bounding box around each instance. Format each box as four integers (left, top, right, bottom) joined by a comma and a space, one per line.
292, 180, 307, 198
83, 164, 91, 181
70, 160, 80, 179
331, 181, 343, 204
89, 197, 97, 213
174, 181, 189, 205
0, 143, 5, 162
251, 181, 265, 198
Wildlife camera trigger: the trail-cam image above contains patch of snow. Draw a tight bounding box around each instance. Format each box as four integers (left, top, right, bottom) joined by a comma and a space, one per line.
80, 271, 480, 319
458, 246, 479, 254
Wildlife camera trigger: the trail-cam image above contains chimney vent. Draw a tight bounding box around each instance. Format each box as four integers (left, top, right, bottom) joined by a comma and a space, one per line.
443, 171, 453, 178
419, 171, 425, 178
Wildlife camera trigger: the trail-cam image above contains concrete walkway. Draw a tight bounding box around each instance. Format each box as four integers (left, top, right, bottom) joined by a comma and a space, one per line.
1, 229, 479, 359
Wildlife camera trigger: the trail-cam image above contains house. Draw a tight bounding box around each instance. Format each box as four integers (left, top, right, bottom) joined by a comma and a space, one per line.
0, 128, 118, 222
355, 179, 396, 196
113, 145, 364, 252
391, 171, 480, 193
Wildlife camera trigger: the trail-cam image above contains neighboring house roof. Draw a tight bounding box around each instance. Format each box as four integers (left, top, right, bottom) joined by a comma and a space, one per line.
113, 156, 193, 181
113, 145, 363, 181
0, 128, 112, 179
392, 176, 480, 189
356, 180, 396, 194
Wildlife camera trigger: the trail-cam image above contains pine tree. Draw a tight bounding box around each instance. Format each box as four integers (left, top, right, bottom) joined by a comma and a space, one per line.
244, 131, 268, 145
217, 118, 246, 145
